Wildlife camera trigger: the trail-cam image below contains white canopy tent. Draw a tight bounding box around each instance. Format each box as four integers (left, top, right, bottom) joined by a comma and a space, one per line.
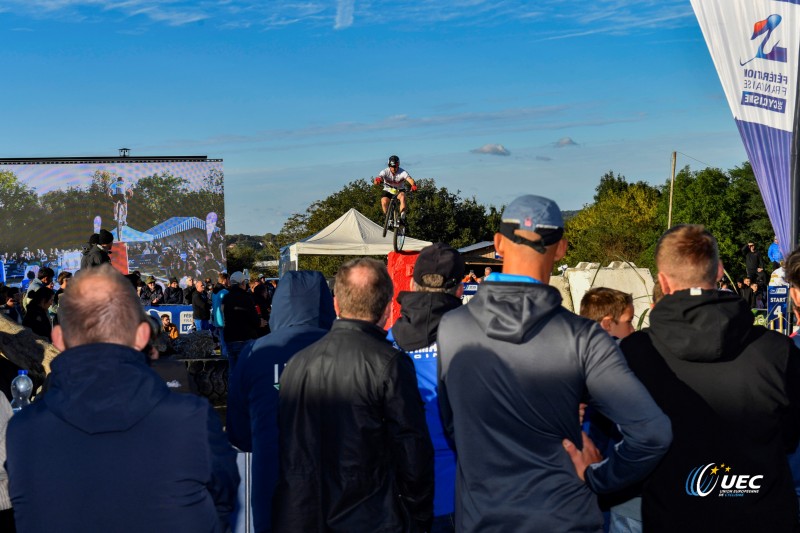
279, 208, 431, 273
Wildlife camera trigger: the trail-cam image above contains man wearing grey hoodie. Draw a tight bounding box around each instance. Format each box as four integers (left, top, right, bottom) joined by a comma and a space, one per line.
437, 195, 672, 532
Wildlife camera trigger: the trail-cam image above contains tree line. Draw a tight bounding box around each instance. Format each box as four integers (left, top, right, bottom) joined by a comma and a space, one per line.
217, 163, 777, 281
0, 168, 225, 254
565, 162, 772, 280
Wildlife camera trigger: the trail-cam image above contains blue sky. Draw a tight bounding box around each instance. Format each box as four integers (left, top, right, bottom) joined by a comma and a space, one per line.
0, 1, 747, 235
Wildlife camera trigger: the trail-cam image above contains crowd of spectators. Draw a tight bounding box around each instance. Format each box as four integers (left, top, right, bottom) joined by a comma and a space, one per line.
2, 197, 800, 533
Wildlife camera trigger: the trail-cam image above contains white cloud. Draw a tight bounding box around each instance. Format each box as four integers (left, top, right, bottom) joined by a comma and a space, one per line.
334, 0, 354, 29
0, 0, 695, 34
555, 137, 578, 148
470, 143, 510, 156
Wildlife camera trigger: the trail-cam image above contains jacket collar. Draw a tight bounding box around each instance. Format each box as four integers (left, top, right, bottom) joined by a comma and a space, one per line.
332, 318, 389, 340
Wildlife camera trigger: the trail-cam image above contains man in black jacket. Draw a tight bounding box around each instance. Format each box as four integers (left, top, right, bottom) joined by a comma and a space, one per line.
622, 225, 800, 532
191, 279, 211, 332
222, 271, 261, 369
182, 276, 195, 305
80, 229, 113, 270
139, 276, 164, 307
741, 241, 765, 283
274, 257, 434, 532
163, 277, 183, 305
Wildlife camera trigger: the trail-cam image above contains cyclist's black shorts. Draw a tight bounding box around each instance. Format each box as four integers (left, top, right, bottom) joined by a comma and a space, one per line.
112, 193, 126, 203
381, 189, 406, 200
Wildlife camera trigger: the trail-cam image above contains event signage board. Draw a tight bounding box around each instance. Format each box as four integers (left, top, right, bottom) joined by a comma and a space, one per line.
144, 305, 195, 335
767, 284, 789, 331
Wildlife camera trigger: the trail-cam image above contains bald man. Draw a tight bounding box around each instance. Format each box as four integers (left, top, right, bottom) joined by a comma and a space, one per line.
6, 264, 239, 533
437, 195, 671, 532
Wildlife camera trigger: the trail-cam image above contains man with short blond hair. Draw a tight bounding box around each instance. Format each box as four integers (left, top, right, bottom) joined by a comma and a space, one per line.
622, 224, 800, 532
274, 257, 433, 532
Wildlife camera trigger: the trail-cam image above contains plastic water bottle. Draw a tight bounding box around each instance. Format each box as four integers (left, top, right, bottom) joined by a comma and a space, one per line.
11, 370, 32, 413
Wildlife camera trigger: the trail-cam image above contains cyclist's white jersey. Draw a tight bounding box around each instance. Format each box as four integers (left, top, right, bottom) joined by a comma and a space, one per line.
111, 180, 129, 196
378, 167, 411, 191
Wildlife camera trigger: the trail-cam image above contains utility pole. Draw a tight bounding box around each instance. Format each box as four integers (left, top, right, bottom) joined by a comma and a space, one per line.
667, 151, 677, 229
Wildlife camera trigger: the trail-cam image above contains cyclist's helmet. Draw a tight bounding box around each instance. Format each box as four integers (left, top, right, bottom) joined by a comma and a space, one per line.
388, 155, 400, 168
117, 177, 123, 181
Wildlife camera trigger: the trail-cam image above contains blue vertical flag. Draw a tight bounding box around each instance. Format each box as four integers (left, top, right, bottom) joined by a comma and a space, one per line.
692, 0, 800, 256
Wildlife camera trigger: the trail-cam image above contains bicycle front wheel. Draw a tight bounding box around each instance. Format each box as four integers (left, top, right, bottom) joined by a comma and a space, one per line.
382, 199, 395, 238
393, 220, 406, 252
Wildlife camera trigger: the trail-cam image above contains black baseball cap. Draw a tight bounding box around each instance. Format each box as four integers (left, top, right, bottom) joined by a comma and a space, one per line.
413, 243, 465, 289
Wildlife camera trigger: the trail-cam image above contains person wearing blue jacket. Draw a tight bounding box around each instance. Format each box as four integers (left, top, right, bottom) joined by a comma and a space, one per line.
6, 264, 239, 533
227, 270, 335, 533
769, 235, 784, 269
389, 242, 463, 533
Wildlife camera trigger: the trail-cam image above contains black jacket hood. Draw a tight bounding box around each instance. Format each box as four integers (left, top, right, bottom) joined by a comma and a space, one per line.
393, 291, 462, 352
647, 289, 754, 362
467, 281, 562, 344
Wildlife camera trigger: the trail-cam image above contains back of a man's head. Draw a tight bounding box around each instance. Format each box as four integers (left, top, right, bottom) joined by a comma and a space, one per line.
38, 267, 55, 281
413, 242, 464, 296
334, 258, 392, 323
57, 264, 145, 349
655, 224, 719, 291
495, 195, 566, 280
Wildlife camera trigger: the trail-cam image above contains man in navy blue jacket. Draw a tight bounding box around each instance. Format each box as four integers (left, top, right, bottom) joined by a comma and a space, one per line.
6, 264, 239, 533
227, 270, 336, 533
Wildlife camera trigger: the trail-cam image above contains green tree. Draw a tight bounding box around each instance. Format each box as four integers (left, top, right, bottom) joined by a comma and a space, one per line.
183, 168, 225, 226
130, 172, 189, 229
226, 244, 257, 274
594, 171, 630, 202
565, 176, 662, 269
276, 177, 499, 276
0, 170, 42, 252
657, 162, 771, 278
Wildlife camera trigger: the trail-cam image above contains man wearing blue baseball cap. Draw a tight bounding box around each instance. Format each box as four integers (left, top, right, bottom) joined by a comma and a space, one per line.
437, 194, 672, 532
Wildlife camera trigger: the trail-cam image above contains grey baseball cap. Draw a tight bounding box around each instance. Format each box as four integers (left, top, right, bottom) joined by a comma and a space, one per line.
501, 195, 563, 231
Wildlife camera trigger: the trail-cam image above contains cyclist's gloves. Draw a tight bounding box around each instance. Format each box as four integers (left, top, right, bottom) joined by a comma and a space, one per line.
410, 184, 417, 192
374, 177, 383, 185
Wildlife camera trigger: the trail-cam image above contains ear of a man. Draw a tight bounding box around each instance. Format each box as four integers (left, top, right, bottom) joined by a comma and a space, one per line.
133, 321, 151, 352
52, 325, 66, 352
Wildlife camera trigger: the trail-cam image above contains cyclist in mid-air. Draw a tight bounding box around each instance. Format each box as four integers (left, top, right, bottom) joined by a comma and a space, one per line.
374, 155, 417, 224
109, 176, 133, 226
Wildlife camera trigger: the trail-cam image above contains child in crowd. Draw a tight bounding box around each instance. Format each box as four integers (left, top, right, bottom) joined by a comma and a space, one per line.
579, 287, 639, 533
579, 287, 635, 340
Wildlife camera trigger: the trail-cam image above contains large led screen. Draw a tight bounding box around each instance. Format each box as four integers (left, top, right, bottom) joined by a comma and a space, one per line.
0, 158, 225, 286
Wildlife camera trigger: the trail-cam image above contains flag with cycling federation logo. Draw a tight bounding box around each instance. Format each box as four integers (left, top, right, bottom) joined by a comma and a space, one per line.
691, 0, 800, 258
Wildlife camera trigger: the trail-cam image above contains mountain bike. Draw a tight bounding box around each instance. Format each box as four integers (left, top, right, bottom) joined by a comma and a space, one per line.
381, 187, 408, 252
